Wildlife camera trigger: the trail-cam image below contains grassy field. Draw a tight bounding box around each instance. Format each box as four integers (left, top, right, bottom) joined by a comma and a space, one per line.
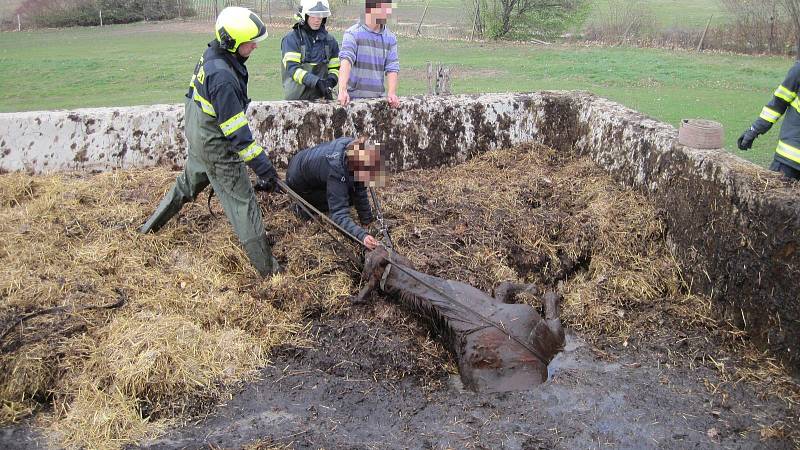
0, 21, 791, 167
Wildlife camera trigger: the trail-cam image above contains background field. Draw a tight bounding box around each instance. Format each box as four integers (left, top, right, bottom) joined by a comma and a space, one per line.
0, 21, 788, 166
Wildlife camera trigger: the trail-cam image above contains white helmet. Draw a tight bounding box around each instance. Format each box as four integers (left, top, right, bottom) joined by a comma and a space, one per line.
301, 0, 331, 18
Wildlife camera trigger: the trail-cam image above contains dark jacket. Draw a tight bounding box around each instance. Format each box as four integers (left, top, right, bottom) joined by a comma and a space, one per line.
286, 137, 373, 241
750, 62, 800, 171
186, 40, 274, 177
280, 21, 340, 99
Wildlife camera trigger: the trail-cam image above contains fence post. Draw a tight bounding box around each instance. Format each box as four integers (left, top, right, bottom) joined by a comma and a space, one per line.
18, 14, 21, 31
769, 15, 775, 54
696, 15, 712, 51
99, 9, 103, 27
416, 1, 429, 36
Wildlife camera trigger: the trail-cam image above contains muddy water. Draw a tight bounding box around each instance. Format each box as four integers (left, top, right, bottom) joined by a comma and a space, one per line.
132, 307, 794, 449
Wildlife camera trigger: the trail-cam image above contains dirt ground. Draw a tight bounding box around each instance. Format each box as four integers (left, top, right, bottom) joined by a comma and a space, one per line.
3, 312, 796, 449
133, 315, 796, 450
0, 144, 797, 449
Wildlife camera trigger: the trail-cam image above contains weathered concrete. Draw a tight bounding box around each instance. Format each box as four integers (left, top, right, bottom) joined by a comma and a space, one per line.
1, 92, 797, 371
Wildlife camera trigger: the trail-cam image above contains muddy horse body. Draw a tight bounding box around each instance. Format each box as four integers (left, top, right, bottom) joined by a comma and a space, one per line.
356, 247, 565, 393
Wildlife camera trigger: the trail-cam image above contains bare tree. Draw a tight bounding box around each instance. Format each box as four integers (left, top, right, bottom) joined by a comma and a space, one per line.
783, 0, 800, 58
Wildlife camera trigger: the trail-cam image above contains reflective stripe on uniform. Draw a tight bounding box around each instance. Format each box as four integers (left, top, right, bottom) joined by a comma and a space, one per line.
220, 111, 248, 136
283, 51, 302, 68
328, 57, 341, 69
190, 82, 216, 117
777, 140, 800, 164
293, 68, 308, 84
760, 106, 782, 123
238, 142, 264, 162
792, 97, 800, 114
328, 69, 339, 77
775, 85, 796, 103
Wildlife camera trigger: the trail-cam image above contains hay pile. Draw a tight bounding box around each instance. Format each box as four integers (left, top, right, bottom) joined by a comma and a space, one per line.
0, 143, 797, 448
0, 170, 352, 448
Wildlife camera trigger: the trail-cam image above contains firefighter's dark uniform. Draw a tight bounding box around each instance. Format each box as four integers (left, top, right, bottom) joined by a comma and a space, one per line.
286, 137, 373, 242
140, 40, 280, 276
281, 19, 340, 100
748, 62, 800, 179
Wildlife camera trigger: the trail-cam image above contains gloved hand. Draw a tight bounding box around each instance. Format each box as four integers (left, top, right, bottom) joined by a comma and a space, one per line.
255, 167, 281, 193
737, 127, 760, 150
316, 78, 334, 99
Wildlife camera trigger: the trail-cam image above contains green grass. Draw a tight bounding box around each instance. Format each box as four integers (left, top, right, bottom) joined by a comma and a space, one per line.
0, 23, 791, 167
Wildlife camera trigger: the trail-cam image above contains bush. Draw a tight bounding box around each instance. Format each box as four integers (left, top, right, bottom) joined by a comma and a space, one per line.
16, 0, 195, 28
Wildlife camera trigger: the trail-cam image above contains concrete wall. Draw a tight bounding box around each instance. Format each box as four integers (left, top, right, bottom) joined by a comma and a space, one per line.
1, 92, 797, 371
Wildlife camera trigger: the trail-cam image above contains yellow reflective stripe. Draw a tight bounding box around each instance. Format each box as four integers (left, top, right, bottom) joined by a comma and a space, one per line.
328, 57, 341, 69
293, 68, 308, 84
191, 83, 216, 117
775, 85, 796, 103
792, 97, 800, 114
777, 140, 800, 164
329, 69, 339, 77
238, 142, 264, 162
220, 112, 248, 137
283, 52, 302, 68
759, 106, 782, 123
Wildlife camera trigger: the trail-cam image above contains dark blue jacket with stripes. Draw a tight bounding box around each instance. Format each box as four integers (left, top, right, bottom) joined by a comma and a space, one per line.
751, 62, 800, 171
186, 40, 275, 177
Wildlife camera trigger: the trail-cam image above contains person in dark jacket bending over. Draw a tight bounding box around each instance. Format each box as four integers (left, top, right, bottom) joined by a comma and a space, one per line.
738, 62, 800, 180
281, 0, 340, 100
287, 137, 386, 250
139, 7, 283, 276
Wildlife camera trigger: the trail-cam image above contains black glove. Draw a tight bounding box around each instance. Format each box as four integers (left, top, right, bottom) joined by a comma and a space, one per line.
737, 127, 759, 150
316, 78, 334, 99
255, 167, 281, 193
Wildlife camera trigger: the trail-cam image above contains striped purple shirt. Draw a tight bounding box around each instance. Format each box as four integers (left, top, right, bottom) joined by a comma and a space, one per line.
339, 22, 399, 99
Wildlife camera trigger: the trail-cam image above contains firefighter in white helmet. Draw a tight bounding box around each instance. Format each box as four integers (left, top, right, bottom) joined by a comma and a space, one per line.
280, 0, 341, 100
140, 7, 283, 276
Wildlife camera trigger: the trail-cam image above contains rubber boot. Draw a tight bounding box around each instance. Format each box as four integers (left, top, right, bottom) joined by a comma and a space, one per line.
242, 235, 282, 276
139, 188, 186, 234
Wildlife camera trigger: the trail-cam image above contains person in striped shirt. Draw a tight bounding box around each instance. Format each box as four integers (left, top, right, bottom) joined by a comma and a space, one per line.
337, 1, 400, 107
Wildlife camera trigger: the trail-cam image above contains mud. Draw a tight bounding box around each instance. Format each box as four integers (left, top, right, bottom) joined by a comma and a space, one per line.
127, 307, 794, 449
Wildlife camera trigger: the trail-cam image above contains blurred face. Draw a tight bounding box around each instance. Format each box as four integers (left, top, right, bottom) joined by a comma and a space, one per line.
366, 2, 392, 26
307, 15, 324, 30
348, 142, 388, 187
237, 41, 258, 58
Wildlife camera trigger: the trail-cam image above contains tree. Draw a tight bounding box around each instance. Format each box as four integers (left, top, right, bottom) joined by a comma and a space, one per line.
783, 0, 800, 58
467, 0, 590, 40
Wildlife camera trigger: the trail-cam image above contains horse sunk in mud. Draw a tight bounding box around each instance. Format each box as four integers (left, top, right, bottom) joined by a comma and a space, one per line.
354, 247, 566, 393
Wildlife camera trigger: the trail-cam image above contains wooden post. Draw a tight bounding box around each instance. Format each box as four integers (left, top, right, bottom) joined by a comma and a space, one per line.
416, 1, 429, 36
17, 14, 21, 31
696, 15, 712, 51
426, 62, 433, 94
769, 15, 775, 54
99, 9, 103, 27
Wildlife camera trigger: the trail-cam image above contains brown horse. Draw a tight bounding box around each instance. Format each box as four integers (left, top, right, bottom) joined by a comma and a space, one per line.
354, 246, 566, 393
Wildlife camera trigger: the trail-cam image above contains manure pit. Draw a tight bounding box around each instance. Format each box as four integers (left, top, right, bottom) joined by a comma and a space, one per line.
0, 143, 797, 449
